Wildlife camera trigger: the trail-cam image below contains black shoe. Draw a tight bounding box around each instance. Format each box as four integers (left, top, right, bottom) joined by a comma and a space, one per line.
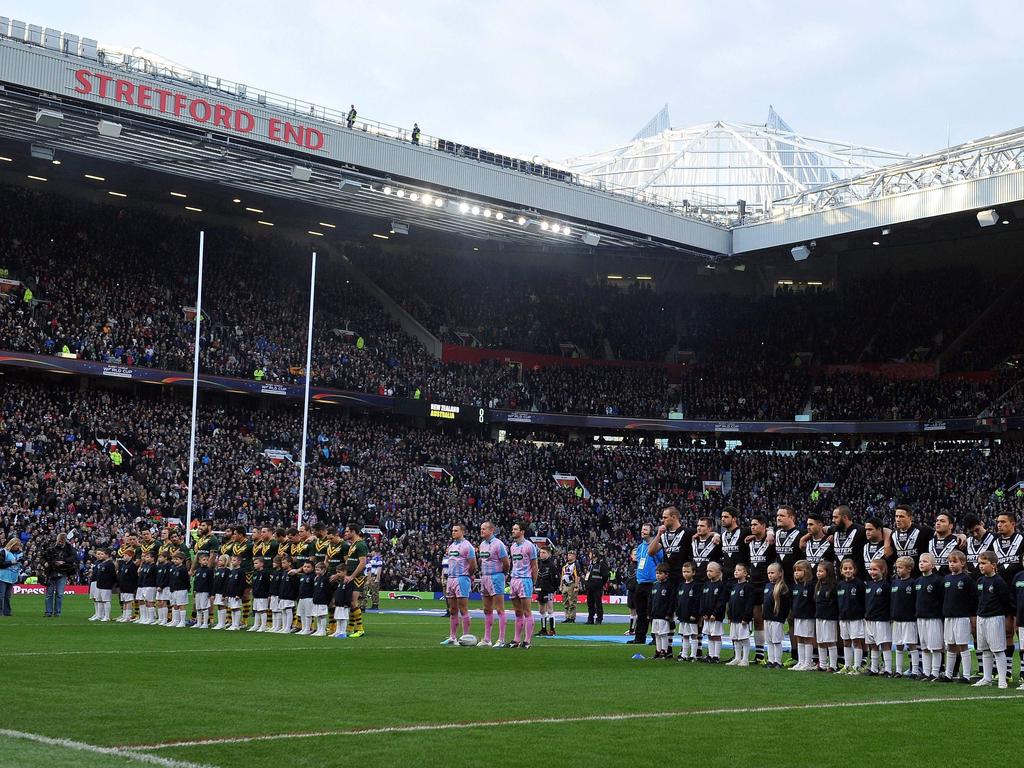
521, 643, 530, 649
625, 639, 642, 644
585, 620, 594, 625
881, 671, 892, 678
506, 642, 520, 648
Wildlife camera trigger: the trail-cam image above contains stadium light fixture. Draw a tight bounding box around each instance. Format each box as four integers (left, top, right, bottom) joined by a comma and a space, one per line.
34, 108, 63, 128
318, 222, 336, 229
409, 192, 419, 202
170, 192, 187, 198
495, 211, 504, 221
30, 144, 54, 162
390, 221, 410, 235
84, 174, 105, 181
471, 205, 480, 215
540, 221, 550, 231
606, 274, 623, 279
184, 206, 202, 212
977, 209, 999, 227
0, 156, 11, 162
483, 209, 491, 218
881, 227, 891, 236
636, 275, 653, 280
517, 215, 527, 225
434, 198, 444, 207
290, 165, 312, 182
51, 159, 61, 165
383, 186, 392, 195
551, 224, 561, 234
562, 227, 571, 236
307, 231, 324, 237
1002, 219, 1010, 225
581, 232, 601, 246
257, 220, 274, 226
396, 189, 405, 198
422, 194, 433, 205
26, 175, 47, 182
791, 244, 810, 261
97, 119, 122, 139
245, 207, 264, 213
459, 202, 470, 214
871, 240, 880, 246
372, 233, 389, 240
108, 191, 127, 197
232, 198, 241, 203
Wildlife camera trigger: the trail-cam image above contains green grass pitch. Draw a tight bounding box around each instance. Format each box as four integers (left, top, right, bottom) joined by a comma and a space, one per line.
1, 596, 1020, 768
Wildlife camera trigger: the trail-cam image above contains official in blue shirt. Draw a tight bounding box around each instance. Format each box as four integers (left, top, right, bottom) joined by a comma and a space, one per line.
629, 523, 663, 645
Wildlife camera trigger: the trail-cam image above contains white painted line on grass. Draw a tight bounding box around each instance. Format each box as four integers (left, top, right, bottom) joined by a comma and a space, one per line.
3, 642, 606, 658
0, 728, 217, 768
128, 694, 1020, 750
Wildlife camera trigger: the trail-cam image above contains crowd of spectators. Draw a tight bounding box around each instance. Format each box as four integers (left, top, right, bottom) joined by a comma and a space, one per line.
4, 378, 1024, 592
1, 186, 1023, 423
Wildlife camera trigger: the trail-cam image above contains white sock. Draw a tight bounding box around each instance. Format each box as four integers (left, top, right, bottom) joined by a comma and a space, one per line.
101, 602, 110, 620
272, 612, 281, 631
910, 649, 920, 674
995, 651, 1007, 684
710, 639, 721, 658
945, 651, 956, 678
754, 629, 764, 656
801, 643, 814, 666
828, 646, 838, 669
870, 649, 879, 673
338, 608, 350, 631
159, 606, 168, 624
232, 609, 241, 628
882, 649, 892, 673
982, 650, 994, 681
689, 637, 698, 657
931, 651, 942, 677
217, 608, 227, 626
843, 644, 853, 667
960, 650, 973, 679
283, 608, 293, 629
854, 646, 864, 669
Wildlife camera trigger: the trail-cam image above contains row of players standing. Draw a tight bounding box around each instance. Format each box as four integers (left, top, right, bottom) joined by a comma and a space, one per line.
637, 503, 1022, 662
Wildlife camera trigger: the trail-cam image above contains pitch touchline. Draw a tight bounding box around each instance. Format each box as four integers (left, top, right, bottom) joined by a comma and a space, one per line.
3, 643, 607, 658
128, 695, 1018, 750
0, 728, 215, 768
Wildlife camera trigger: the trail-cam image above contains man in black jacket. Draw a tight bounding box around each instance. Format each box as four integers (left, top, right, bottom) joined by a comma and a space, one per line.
584, 550, 609, 625
42, 533, 77, 617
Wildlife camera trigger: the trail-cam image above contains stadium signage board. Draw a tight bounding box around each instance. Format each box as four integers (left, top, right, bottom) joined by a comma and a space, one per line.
73, 68, 325, 151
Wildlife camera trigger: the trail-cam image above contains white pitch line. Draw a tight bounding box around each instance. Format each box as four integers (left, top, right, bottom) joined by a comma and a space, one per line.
0, 728, 217, 768
129, 694, 1019, 750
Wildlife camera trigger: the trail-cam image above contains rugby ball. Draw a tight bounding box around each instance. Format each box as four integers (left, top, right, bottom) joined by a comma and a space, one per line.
458, 633, 478, 647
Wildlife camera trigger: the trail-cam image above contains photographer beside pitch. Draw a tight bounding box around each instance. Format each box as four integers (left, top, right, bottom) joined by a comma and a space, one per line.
41, 532, 77, 617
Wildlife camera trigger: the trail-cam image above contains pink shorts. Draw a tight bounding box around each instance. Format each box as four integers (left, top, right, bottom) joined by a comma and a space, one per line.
445, 576, 471, 599
510, 577, 534, 600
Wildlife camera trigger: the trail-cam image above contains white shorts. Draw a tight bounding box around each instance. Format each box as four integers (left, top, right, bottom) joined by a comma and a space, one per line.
730, 621, 751, 641
865, 620, 891, 646
765, 620, 785, 644
840, 619, 865, 641
172, 590, 189, 607
298, 597, 313, 618
227, 597, 242, 609
703, 620, 723, 637
815, 619, 838, 644
140, 587, 156, 603
157, 588, 172, 602
270, 595, 280, 611
944, 617, 972, 646
278, 599, 295, 610
314, 604, 328, 617
679, 622, 699, 636
194, 592, 211, 610
977, 615, 1006, 653
794, 618, 815, 638
651, 619, 671, 636
95, 588, 112, 603
213, 594, 225, 606
89, 581, 98, 600
892, 620, 918, 646
916, 618, 944, 651
120, 593, 136, 603
253, 598, 269, 612
334, 605, 349, 619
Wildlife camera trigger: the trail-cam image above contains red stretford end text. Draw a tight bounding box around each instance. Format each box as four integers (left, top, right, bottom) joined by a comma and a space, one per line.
72, 68, 325, 151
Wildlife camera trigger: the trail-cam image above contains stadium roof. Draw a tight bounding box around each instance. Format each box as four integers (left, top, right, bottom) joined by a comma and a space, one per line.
565, 107, 910, 219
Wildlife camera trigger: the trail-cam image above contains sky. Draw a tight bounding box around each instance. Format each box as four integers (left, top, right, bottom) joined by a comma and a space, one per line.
9, 2, 1023, 161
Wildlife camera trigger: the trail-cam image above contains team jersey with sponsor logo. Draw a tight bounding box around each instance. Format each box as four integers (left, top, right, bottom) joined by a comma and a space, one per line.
445, 540, 476, 577
478, 536, 508, 576
510, 540, 538, 578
